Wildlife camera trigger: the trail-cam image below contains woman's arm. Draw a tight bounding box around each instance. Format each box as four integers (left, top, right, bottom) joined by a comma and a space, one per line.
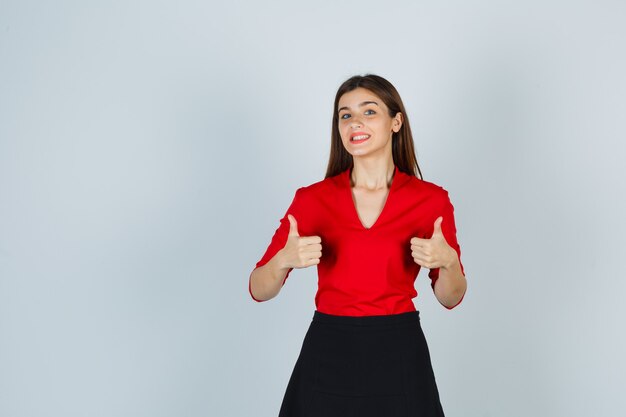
433, 248, 467, 309
249, 249, 291, 302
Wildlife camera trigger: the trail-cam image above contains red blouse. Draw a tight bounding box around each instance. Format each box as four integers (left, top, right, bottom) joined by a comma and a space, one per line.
249, 164, 466, 316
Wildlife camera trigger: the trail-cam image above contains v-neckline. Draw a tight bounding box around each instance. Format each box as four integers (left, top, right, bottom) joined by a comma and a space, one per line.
346, 165, 399, 231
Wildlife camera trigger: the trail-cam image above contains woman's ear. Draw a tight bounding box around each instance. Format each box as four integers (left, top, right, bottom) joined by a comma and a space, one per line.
393, 112, 403, 132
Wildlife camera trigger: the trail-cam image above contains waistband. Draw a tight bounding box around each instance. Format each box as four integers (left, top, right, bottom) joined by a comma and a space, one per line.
312, 310, 420, 326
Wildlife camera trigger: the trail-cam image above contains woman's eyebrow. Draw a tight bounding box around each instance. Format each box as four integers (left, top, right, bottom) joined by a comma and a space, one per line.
338, 101, 379, 112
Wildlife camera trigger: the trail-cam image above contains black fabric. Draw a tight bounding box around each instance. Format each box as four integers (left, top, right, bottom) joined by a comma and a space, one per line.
278, 310, 446, 417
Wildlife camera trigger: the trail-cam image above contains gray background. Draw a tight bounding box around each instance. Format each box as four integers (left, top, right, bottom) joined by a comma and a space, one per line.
1, 1, 625, 416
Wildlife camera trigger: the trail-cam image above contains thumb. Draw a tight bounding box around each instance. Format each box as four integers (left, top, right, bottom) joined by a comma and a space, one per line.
432, 216, 444, 237
287, 214, 300, 237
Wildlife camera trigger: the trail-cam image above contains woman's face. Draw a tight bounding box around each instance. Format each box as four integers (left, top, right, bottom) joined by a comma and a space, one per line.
337, 87, 402, 158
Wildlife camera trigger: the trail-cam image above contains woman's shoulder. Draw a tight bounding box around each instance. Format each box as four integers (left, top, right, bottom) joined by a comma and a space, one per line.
296, 170, 345, 196
402, 173, 451, 201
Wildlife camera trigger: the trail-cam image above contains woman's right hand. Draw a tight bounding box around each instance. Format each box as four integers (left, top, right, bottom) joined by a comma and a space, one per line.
279, 214, 322, 269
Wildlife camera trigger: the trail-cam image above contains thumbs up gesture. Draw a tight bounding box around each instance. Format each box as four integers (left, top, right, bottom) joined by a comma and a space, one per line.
410, 216, 456, 270
280, 214, 323, 269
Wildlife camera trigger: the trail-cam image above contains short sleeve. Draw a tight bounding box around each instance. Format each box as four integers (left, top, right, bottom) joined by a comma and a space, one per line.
428, 190, 466, 309
249, 187, 303, 302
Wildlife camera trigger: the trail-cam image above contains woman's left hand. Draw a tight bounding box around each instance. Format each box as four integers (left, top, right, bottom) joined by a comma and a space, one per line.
410, 216, 457, 270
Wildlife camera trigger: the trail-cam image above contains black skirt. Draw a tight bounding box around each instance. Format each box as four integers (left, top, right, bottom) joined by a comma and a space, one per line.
278, 310, 445, 417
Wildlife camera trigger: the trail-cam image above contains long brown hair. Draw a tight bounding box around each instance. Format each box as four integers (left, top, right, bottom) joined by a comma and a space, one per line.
324, 74, 424, 180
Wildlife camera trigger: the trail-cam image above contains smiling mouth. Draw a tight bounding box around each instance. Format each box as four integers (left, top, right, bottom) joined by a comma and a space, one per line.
351, 134, 370, 143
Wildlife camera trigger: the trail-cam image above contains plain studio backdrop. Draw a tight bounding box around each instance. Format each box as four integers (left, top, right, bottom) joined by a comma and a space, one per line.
1, 1, 625, 416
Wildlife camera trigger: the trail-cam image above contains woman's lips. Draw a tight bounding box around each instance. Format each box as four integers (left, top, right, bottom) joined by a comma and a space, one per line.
350, 134, 370, 143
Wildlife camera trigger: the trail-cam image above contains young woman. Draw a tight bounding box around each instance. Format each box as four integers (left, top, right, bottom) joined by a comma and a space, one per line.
249, 74, 467, 417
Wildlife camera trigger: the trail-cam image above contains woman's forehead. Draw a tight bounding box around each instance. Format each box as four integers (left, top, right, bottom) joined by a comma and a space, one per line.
338, 88, 383, 109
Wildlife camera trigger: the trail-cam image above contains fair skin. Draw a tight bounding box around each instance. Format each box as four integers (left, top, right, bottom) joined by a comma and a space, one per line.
249, 87, 466, 308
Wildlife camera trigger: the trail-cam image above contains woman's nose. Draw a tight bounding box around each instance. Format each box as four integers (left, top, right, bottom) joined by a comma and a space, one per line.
351, 117, 362, 128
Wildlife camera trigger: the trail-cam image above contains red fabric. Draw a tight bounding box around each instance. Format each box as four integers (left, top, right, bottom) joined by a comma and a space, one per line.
249, 165, 466, 315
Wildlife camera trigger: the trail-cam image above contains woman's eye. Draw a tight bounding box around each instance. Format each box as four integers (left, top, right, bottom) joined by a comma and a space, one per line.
340, 109, 375, 119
